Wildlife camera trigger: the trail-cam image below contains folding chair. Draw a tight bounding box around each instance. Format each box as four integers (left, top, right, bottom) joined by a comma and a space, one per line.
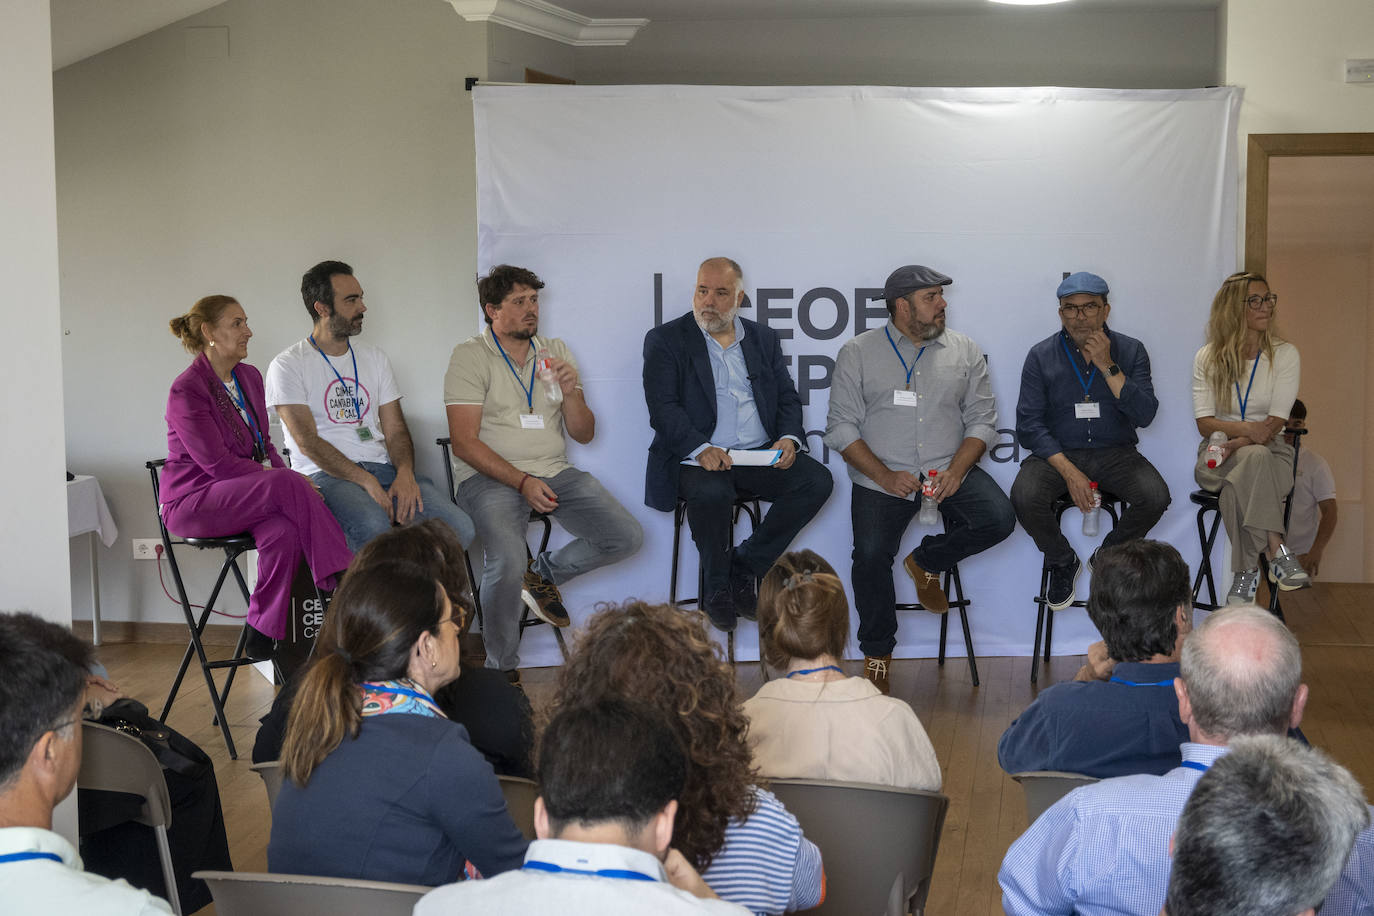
251, 760, 284, 810
497, 774, 538, 840
1010, 770, 1100, 823
79, 721, 183, 915
194, 870, 431, 916
769, 777, 949, 916
145, 458, 263, 759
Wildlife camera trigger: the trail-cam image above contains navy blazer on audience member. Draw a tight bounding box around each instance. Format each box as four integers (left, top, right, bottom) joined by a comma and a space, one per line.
643, 312, 804, 512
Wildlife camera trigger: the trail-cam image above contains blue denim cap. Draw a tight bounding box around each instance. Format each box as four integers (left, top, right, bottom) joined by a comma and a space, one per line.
1056, 271, 1110, 299
880, 265, 953, 301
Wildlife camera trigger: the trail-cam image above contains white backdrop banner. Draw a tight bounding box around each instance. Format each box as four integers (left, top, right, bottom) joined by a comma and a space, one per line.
472, 85, 1242, 667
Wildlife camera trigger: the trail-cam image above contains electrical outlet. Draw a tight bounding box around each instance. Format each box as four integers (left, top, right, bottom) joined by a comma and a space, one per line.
132, 538, 162, 560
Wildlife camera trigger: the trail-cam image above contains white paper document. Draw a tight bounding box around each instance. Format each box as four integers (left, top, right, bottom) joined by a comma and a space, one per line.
682, 448, 782, 467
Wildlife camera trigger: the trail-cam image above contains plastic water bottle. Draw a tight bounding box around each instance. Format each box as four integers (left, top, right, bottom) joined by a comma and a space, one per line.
1082, 481, 1101, 536
918, 470, 939, 526
1205, 430, 1228, 468
536, 347, 563, 404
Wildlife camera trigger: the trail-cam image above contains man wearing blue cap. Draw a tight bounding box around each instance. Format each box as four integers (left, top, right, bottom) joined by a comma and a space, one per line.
1011, 271, 1170, 611
825, 265, 1016, 694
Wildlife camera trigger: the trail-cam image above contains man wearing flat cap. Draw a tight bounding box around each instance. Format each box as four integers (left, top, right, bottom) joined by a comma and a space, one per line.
825, 265, 1015, 695
1011, 271, 1169, 611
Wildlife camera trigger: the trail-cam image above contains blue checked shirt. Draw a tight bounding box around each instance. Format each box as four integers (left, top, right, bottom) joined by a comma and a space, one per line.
1000, 741, 1374, 916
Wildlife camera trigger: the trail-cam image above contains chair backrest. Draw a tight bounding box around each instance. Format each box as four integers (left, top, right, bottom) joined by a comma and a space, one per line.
498, 774, 539, 840
768, 778, 949, 916
193, 870, 431, 916
78, 721, 173, 829
1011, 770, 1100, 823
252, 760, 285, 810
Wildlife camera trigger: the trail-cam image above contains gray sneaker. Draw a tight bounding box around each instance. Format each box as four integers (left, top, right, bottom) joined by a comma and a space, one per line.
1226, 568, 1260, 605
1268, 552, 1312, 591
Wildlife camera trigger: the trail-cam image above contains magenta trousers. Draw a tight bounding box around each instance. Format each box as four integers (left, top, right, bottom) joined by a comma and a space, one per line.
162, 468, 353, 639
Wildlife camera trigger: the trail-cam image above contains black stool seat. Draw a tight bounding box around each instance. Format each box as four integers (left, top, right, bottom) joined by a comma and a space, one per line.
1189, 489, 1218, 507
1030, 489, 1122, 685
182, 534, 256, 550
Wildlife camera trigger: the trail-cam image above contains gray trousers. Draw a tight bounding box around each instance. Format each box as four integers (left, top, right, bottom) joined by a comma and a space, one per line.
1194, 438, 1294, 571
457, 467, 643, 671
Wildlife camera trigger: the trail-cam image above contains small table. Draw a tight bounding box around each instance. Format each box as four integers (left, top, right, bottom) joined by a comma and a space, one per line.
67, 475, 118, 645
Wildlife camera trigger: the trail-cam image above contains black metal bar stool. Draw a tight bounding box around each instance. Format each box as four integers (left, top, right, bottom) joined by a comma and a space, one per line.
436, 438, 568, 661
1030, 490, 1122, 685
894, 516, 981, 687
669, 494, 769, 674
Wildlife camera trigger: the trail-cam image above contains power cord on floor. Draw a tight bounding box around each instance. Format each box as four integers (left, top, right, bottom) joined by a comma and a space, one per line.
153, 543, 247, 619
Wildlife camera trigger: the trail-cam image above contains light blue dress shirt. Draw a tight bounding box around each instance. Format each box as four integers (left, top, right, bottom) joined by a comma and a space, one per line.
693, 317, 769, 455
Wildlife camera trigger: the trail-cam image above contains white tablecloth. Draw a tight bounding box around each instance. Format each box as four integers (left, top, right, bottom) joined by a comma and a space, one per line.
67, 475, 118, 546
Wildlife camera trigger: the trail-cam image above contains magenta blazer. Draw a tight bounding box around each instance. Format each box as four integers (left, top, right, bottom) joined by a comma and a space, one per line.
161, 352, 285, 507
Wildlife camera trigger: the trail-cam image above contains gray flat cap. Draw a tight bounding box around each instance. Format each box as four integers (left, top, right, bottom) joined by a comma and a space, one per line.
880, 265, 953, 301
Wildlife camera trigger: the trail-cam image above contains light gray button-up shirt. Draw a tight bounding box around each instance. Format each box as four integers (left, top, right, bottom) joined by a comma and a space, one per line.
824, 320, 998, 494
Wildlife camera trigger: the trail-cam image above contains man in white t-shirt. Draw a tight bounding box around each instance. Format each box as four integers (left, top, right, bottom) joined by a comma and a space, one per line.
1285, 399, 1338, 579
0, 613, 172, 916
266, 260, 475, 552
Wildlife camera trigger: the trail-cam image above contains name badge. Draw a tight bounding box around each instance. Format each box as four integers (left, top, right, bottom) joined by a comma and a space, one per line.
356, 427, 375, 442
1075, 402, 1101, 419
520, 413, 546, 430
893, 390, 919, 407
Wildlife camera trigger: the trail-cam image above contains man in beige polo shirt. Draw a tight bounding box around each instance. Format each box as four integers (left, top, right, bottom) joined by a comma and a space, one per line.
445, 264, 642, 681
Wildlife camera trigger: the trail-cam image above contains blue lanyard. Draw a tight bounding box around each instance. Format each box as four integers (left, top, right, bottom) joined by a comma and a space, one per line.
884, 326, 926, 387
1060, 332, 1098, 402
786, 665, 845, 679
1235, 355, 1261, 419
492, 334, 537, 411
310, 335, 364, 425
523, 860, 656, 882
1180, 760, 1211, 773
228, 370, 266, 455
0, 852, 63, 864
1108, 676, 1176, 687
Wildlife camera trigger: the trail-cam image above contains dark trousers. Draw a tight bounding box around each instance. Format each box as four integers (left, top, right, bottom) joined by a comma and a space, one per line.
1010, 446, 1171, 567
851, 466, 1015, 657
678, 452, 834, 592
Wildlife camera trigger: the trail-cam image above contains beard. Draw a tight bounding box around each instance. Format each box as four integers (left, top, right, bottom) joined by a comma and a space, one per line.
912, 315, 945, 341
694, 303, 740, 335
327, 310, 362, 338
508, 326, 536, 341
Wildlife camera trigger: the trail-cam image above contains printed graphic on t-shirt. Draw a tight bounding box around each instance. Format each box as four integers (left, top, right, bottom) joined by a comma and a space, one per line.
323, 379, 373, 425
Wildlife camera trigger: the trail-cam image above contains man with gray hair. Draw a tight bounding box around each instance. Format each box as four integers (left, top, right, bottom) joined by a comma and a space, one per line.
1000, 605, 1374, 916
1165, 734, 1369, 916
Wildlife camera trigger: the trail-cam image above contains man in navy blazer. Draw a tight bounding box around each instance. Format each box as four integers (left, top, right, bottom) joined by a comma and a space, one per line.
643, 257, 833, 631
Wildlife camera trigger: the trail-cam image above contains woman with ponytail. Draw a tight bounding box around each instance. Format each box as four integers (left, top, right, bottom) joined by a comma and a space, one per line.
743, 549, 941, 790
267, 558, 526, 885
162, 295, 351, 657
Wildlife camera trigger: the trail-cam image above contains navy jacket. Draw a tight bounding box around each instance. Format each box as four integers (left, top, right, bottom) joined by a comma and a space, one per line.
642, 312, 804, 511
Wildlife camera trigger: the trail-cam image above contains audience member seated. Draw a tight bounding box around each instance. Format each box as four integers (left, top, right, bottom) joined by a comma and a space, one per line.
999, 605, 1374, 916
415, 697, 750, 914
162, 294, 352, 658
554, 602, 825, 916
252, 521, 534, 778
0, 612, 172, 915
742, 549, 941, 790
1164, 734, 1369, 916
267, 558, 526, 885
998, 540, 1193, 778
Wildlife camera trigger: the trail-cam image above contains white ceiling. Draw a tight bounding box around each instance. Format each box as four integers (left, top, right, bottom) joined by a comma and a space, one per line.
51, 0, 228, 69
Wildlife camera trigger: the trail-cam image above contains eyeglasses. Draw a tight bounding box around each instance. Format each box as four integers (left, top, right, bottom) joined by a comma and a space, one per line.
1246, 294, 1279, 311
1058, 303, 1103, 319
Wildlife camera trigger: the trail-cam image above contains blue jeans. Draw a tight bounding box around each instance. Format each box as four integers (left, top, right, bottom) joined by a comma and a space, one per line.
311, 462, 476, 552
850, 466, 1016, 657
458, 467, 643, 671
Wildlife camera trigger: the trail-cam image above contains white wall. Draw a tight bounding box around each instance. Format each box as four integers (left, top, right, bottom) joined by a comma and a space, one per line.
489, 22, 574, 83
55, 0, 488, 625
3, 0, 72, 627
575, 9, 1219, 88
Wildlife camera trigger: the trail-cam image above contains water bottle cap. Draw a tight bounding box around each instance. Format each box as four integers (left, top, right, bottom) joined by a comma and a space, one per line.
928, 469, 938, 477
1089, 481, 1098, 489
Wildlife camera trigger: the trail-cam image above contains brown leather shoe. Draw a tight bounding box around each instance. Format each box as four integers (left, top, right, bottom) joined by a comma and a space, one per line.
904, 554, 949, 614
864, 654, 892, 696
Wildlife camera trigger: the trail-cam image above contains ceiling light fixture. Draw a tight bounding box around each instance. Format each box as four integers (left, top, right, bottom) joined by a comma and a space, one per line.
989, 0, 1074, 5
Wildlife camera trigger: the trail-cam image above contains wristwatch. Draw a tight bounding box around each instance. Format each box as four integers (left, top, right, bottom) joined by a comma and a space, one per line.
1106, 364, 1121, 377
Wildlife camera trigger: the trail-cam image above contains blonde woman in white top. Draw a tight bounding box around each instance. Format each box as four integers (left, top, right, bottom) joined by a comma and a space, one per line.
1192, 271, 1309, 604
743, 550, 941, 791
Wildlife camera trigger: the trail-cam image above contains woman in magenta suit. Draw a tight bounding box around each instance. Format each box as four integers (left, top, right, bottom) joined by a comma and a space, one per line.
162, 295, 352, 654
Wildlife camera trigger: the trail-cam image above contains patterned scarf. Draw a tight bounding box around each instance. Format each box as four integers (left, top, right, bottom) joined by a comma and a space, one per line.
359, 679, 446, 719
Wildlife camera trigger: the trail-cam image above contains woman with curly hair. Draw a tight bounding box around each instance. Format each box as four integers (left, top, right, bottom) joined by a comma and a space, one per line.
554, 601, 824, 916
1193, 271, 1308, 604
744, 549, 940, 790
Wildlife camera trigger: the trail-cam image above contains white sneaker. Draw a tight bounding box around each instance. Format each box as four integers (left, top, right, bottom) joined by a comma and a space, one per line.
1227, 568, 1260, 605
1268, 552, 1312, 591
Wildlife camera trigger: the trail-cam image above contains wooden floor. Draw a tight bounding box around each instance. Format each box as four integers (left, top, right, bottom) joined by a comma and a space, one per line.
91, 581, 1374, 916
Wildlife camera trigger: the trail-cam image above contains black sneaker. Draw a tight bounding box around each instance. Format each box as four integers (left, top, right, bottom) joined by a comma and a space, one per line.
729, 564, 758, 621
522, 568, 570, 627
703, 588, 738, 632
1046, 556, 1082, 611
